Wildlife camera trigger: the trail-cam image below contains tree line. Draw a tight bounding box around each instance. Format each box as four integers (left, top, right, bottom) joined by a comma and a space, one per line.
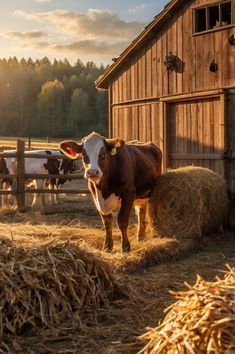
0, 57, 108, 139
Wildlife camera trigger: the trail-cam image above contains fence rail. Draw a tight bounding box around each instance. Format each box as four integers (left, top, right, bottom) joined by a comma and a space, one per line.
0, 139, 88, 211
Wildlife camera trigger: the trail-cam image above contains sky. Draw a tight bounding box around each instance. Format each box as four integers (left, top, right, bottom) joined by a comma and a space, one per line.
0, 0, 169, 66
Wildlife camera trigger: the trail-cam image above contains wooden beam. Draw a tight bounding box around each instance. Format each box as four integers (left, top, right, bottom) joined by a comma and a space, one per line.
160, 89, 224, 102
16, 139, 25, 212
25, 189, 90, 194
24, 174, 84, 180
170, 153, 222, 160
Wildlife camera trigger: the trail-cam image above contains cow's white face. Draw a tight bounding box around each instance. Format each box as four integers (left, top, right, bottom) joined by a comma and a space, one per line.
82, 135, 106, 184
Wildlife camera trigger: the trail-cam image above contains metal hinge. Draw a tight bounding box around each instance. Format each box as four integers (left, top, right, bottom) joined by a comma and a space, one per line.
223, 150, 235, 160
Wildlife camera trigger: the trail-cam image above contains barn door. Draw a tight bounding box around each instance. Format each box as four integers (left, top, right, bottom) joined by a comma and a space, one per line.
166, 95, 226, 178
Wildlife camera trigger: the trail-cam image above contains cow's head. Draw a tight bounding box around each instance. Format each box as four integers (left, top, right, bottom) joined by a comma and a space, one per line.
60, 132, 124, 184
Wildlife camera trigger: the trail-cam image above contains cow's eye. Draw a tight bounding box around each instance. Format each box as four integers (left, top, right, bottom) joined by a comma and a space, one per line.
101, 153, 106, 160
82, 151, 89, 164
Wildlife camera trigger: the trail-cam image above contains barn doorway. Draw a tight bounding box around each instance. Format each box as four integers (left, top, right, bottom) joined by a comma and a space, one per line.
166, 95, 226, 178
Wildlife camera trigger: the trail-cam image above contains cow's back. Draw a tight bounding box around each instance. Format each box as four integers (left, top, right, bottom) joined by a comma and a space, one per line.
108, 142, 161, 199
127, 143, 162, 197
127, 142, 162, 175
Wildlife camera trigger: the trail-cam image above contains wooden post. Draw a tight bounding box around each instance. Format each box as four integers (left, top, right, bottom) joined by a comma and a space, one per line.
16, 139, 25, 211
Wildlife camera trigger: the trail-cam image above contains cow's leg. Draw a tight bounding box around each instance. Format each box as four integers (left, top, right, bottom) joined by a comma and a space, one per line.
2, 181, 10, 207
48, 180, 58, 205
40, 180, 46, 206
135, 205, 147, 241
11, 179, 17, 207
54, 182, 60, 204
100, 213, 113, 252
117, 195, 134, 252
31, 180, 45, 207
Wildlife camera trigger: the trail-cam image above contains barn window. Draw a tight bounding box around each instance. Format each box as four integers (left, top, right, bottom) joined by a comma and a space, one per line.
194, 1, 231, 33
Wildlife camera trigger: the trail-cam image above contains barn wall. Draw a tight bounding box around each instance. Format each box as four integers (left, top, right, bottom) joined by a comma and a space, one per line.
108, 0, 235, 181
226, 89, 235, 192
112, 102, 162, 147
111, 0, 235, 105
165, 94, 225, 176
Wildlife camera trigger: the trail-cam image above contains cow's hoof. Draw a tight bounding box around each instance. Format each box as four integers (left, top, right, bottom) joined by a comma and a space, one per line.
102, 244, 113, 252
122, 242, 131, 253
137, 235, 145, 242
137, 231, 146, 242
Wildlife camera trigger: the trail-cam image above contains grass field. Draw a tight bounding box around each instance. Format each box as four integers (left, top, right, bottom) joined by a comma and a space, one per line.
0, 194, 234, 353
0, 137, 72, 150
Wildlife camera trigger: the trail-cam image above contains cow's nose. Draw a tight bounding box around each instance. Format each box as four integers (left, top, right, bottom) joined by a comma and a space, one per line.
87, 169, 99, 178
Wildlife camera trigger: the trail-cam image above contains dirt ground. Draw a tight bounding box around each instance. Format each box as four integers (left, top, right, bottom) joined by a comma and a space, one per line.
0, 191, 234, 354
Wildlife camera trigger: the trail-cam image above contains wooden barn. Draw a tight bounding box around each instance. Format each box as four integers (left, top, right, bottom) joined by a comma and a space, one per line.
96, 0, 235, 193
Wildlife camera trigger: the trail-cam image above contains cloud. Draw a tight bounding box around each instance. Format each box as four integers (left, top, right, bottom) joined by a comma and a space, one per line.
26, 39, 130, 57
34, 0, 52, 3
12, 8, 146, 62
128, 4, 147, 14
4, 31, 47, 40
14, 9, 145, 41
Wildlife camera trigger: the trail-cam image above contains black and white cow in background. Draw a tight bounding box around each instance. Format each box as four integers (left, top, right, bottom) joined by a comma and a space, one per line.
0, 149, 81, 207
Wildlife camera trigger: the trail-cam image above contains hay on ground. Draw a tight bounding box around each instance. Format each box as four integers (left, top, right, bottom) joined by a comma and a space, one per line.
139, 266, 235, 354
148, 166, 228, 239
0, 241, 126, 337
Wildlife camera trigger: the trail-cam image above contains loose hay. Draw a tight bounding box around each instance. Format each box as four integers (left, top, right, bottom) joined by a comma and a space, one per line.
148, 166, 228, 239
0, 240, 126, 336
139, 266, 235, 354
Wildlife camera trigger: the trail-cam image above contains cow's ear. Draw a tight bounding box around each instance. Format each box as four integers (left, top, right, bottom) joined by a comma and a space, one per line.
105, 138, 125, 153
60, 140, 83, 159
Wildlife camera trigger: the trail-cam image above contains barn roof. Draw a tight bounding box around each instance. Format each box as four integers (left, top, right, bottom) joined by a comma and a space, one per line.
96, 0, 188, 89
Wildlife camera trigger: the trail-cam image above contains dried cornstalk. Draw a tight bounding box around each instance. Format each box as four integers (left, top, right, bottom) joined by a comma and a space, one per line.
139, 266, 235, 354
0, 241, 125, 336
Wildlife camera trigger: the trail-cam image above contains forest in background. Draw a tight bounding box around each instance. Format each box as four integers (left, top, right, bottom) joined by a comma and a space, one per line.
0, 57, 108, 139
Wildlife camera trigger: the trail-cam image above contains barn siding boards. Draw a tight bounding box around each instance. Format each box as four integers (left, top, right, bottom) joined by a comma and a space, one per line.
96, 0, 235, 187
166, 95, 225, 175
111, 102, 161, 145
228, 29, 235, 86
152, 40, 157, 97
146, 44, 153, 98
227, 90, 235, 192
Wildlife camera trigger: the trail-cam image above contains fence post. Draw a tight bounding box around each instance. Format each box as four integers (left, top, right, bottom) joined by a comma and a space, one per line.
16, 139, 25, 211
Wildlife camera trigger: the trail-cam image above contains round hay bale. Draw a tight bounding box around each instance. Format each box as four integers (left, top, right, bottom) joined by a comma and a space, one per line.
148, 166, 228, 239
139, 267, 235, 354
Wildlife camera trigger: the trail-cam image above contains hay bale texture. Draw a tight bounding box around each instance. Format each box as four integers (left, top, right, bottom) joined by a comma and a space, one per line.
139, 266, 235, 354
0, 241, 125, 336
148, 166, 228, 239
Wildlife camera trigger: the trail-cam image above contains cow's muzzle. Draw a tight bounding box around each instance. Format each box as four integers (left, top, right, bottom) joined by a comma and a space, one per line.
86, 168, 102, 181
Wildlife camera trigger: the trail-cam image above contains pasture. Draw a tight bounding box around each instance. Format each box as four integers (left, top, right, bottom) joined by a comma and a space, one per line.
0, 190, 234, 354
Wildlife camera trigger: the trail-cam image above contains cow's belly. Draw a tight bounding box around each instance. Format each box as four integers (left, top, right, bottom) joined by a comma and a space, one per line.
95, 190, 121, 215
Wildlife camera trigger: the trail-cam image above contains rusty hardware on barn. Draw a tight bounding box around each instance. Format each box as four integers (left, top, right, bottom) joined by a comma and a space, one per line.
163, 52, 178, 71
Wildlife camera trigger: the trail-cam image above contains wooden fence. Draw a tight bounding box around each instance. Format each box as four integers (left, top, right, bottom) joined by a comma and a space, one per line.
0, 139, 89, 211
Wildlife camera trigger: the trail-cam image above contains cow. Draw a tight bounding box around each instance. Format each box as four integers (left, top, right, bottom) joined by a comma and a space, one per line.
60, 132, 162, 252
0, 149, 80, 207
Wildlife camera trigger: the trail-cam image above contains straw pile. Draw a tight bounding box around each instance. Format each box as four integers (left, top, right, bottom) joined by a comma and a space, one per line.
0, 240, 125, 336
139, 266, 235, 354
148, 166, 228, 239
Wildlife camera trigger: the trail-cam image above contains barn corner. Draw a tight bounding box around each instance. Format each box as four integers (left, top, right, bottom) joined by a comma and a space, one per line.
96, 0, 235, 194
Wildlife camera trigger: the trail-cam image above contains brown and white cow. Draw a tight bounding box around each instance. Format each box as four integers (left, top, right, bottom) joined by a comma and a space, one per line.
60, 132, 162, 252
